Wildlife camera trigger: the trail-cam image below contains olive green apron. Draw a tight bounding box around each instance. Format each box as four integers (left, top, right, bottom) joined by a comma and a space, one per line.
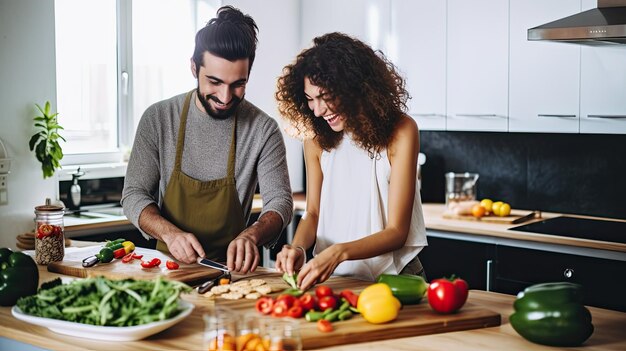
156, 91, 246, 261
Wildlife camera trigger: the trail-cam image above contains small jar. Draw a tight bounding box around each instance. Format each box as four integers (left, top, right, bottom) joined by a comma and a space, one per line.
34, 199, 65, 265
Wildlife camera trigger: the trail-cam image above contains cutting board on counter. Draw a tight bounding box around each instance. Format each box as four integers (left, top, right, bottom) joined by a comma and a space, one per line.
216, 273, 501, 350
47, 246, 223, 284
443, 209, 535, 224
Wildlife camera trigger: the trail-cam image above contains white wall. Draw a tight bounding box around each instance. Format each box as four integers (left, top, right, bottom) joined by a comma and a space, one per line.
225, 0, 304, 193
0, 0, 305, 250
0, 0, 58, 249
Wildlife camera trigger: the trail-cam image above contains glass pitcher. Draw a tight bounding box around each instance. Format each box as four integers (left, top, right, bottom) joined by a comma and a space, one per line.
445, 172, 479, 209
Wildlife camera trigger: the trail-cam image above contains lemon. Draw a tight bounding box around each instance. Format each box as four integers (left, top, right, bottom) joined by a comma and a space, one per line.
480, 199, 494, 214
498, 203, 511, 217
492, 201, 504, 216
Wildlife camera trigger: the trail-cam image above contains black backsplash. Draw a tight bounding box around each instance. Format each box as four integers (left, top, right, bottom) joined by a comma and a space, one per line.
419, 131, 626, 220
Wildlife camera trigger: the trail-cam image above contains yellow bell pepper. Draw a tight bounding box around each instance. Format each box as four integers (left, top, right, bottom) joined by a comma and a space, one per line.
358, 283, 402, 324
122, 241, 135, 254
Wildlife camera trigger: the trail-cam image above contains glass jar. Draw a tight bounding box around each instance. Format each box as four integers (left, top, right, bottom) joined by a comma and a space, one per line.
204, 306, 238, 351
261, 318, 302, 351
34, 199, 65, 265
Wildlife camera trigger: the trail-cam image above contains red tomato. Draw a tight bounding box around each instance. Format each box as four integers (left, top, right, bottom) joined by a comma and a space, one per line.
256, 297, 274, 315
339, 289, 359, 308
298, 293, 316, 311
427, 277, 469, 313
318, 295, 337, 311
272, 300, 289, 317
276, 294, 297, 308
166, 260, 179, 270
317, 319, 333, 333
315, 285, 333, 299
287, 306, 304, 318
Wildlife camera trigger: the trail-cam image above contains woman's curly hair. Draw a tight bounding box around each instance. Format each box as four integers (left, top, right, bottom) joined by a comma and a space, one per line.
276, 32, 410, 155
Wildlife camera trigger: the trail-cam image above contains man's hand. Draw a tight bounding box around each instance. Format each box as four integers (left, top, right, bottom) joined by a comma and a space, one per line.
162, 232, 206, 264
226, 236, 260, 274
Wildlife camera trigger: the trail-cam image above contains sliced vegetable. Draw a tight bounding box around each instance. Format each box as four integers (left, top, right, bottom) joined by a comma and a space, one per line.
121, 241, 135, 254
339, 289, 359, 307
113, 247, 127, 259
105, 238, 125, 247
255, 297, 274, 315
305, 310, 324, 322
122, 252, 135, 263
317, 319, 333, 332
141, 257, 161, 268
299, 293, 316, 311
166, 260, 179, 270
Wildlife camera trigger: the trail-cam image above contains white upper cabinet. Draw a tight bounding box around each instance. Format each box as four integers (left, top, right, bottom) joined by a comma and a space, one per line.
509, 0, 581, 133
300, 0, 390, 52
580, 0, 626, 134
390, 0, 447, 131
446, 0, 509, 131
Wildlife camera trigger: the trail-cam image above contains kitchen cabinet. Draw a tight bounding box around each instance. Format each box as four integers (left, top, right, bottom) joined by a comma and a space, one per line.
419, 235, 496, 291
446, 0, 509, 131
508, 0, 581, 133
390, 0, 446, 130
299, 0, 390, 51
579, 0, 626, 134
495, 245, 626, 312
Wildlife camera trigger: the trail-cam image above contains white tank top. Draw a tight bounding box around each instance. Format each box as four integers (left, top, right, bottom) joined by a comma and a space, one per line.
314, 133, 428, 281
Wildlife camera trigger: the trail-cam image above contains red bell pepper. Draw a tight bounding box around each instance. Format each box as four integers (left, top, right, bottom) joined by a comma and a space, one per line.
166, 260, 179, 270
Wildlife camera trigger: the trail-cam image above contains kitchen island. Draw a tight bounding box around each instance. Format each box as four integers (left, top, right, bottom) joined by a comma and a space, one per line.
0, 263, 625, 350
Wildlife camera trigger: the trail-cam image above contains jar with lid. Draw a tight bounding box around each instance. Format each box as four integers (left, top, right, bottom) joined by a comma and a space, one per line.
34, 198, 65, 265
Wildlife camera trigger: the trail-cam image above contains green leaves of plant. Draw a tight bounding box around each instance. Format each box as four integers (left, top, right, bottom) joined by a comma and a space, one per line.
29, 101, 65, 178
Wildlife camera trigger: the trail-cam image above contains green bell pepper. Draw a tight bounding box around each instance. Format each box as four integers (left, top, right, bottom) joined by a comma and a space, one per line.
510, 282, 594, 347
0, 248, 39, 306
376, 273, 428, 304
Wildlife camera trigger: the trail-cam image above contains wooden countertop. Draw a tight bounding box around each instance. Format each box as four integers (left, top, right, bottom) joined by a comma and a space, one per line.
1, 265, 625, 350
422, 203, 626, 253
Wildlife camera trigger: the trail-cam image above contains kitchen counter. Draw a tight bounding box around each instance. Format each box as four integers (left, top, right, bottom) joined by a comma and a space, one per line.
0, 264, 625, 350
422, 204, 626, 254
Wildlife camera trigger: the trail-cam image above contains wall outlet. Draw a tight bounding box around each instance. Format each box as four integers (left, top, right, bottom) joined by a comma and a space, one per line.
0, 174, 7, 190
0, 158, 10, 173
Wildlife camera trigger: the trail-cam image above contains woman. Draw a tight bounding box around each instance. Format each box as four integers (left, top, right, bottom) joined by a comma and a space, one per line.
275, 32, 427, 290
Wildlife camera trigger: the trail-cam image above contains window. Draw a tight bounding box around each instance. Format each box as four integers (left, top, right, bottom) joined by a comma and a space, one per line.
55, 0, 220, 164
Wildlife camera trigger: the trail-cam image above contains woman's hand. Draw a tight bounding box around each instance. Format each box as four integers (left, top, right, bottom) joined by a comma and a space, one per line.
297, 245, 344, 291
275, 245, 305, 275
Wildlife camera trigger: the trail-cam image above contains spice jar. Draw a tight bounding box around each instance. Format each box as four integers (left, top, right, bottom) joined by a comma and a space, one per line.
34, 198, 65, 265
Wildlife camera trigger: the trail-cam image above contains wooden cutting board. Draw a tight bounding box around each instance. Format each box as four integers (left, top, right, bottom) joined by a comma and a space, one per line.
47, 246, 223, 284
213, 273, 501, 350
442, 208, 534, 224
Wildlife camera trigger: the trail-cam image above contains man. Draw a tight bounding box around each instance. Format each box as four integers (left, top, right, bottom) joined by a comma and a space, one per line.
122, 6, 293, 273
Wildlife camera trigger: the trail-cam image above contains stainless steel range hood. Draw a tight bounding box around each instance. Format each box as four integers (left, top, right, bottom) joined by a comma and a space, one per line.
528, 0, 626, 45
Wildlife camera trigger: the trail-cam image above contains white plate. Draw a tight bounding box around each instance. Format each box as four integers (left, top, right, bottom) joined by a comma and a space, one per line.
11, 300, 194, 341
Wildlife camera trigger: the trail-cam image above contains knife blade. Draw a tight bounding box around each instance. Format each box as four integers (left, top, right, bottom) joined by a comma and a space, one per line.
197, 257, 230, 273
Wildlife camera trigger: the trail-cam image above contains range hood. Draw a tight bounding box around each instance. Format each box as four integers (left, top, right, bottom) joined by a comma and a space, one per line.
528, 0, 626, 45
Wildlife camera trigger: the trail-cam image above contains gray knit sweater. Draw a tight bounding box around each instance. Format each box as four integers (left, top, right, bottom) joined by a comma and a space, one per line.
121, 91, 293, 247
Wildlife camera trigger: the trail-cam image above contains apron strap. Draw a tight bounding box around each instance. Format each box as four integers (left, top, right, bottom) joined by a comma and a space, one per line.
227, 113, 237, 177
174, 90, 194, 171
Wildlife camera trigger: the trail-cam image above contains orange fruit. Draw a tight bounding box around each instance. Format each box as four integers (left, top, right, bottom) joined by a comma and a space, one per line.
480, 199, 493, 214
471, 204, 486, 218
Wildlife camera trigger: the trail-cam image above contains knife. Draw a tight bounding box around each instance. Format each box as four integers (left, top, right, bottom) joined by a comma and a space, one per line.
512, 211, 541, 224
197, 257, 230, 273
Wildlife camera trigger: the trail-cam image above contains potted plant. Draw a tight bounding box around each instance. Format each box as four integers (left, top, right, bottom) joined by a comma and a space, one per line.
28, 101, 65, 178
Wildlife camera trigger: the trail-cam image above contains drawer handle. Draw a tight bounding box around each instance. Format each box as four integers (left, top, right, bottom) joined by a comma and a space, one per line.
563, 268, 574, 279
587, 114, 626, 119
538, 114, 577, 118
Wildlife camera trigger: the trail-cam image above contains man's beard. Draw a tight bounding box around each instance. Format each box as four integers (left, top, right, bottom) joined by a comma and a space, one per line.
196, 87, 243, 120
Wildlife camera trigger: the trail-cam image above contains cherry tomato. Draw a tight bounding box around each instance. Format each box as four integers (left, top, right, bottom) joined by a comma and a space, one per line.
318, 295, 337, 311
255, 297, 274, 315
276, 294, 297, 308
298, 293, 316, 311
427, 276, 469, 313
271, 300, 289, 317
166, 260, 179, 270
317, 319, 333, 333
287, 306, 304, 318
315, 285, 333, 299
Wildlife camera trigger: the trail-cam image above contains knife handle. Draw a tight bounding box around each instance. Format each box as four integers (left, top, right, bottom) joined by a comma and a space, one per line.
198, 279, 216, 294
82, 255, 100, 268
